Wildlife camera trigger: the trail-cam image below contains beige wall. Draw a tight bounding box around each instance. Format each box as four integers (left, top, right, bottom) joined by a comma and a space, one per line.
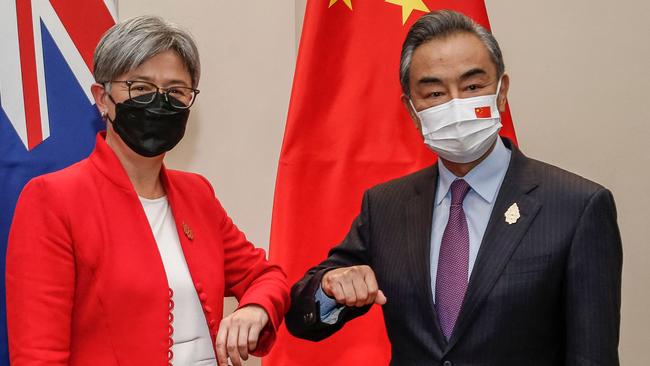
118, 2, 297, 365
119, 1, 649, 365
486, 2, 650, 365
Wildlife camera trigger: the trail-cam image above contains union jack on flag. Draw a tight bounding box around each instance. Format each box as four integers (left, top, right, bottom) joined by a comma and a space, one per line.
0, 1, 116, 364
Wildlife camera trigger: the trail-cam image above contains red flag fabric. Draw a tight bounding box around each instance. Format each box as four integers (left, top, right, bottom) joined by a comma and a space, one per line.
266, 1, 516, 365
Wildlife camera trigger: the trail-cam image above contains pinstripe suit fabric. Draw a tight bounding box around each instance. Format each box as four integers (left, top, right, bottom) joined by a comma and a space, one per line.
286, 139, 622, 366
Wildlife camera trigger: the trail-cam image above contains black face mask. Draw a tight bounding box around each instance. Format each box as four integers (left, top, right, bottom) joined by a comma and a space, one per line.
108, 92, 190, 157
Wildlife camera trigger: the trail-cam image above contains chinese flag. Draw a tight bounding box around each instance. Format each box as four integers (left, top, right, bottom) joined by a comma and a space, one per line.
266, 1, 516, 365
475, 106, 492, 118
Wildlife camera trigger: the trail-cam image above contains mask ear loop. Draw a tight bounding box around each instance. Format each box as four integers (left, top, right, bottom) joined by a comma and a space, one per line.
104, 100, 116, 124
408, 98, 418, 115
102, 82, 118, 124
407, 98, 424, 130
495, 76, 503, 98
494, 75, 506, 116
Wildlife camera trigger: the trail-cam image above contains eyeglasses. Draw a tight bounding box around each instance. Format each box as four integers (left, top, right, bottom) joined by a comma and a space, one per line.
107, 80, 200, 109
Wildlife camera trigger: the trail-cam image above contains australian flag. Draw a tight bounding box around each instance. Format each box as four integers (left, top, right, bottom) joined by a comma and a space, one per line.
0, 1, 116, 363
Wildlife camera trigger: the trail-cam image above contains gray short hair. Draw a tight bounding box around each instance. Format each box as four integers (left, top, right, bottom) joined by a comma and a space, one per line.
93, 15, 201, 88
399, 10, 504, 96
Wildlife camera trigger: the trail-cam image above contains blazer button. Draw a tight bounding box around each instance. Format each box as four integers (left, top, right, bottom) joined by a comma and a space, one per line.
195, 282, 204, 292
303, 312, 315, 324
199, 292, 208, 302
443, 361, 453, 366
204, 305, 213, 314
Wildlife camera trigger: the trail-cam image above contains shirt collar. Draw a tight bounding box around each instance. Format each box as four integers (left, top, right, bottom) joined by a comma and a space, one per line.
435, 137, 511, 206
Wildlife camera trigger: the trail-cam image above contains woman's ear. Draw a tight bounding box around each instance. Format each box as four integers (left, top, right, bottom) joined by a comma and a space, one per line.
91, 83, 110, 119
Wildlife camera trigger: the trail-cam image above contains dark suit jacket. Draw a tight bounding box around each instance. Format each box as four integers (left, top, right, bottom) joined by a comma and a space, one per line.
286, 139, 622, 366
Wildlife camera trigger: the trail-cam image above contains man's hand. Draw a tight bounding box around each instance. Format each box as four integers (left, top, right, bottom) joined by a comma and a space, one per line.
215, 304, 269, 366
321, 265, 387, 307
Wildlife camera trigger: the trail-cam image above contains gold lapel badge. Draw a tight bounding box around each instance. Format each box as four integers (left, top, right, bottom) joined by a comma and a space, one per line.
504, 203, 521, 225
182, 222, 194, 241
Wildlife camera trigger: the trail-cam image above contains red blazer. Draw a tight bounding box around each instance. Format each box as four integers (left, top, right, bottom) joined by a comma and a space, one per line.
6, 133, 290, 365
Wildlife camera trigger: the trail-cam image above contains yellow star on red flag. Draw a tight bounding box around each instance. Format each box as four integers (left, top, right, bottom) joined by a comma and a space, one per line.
386, 0, 430, 24
329, 0, 353, 10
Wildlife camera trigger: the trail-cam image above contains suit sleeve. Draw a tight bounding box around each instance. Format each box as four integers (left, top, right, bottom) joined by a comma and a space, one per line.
202, 176, 290, 357
5, 178, 75, 365
565, 188, 622, 365
285, 190, 374, 341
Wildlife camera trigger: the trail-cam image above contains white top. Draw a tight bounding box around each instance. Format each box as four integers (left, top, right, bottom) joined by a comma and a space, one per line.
140, 196, 217, 366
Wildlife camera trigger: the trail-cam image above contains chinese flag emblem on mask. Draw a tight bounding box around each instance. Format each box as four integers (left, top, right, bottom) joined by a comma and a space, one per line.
475, 106, 492, 118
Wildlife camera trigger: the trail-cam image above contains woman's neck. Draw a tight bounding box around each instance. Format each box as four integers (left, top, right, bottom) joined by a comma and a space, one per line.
105, 132, 166, 199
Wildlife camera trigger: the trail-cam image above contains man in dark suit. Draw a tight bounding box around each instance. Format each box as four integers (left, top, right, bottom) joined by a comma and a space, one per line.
286, 10, 622, 366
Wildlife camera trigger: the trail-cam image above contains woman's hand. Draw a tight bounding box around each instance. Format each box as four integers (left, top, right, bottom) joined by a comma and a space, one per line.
215, 304, 269, 366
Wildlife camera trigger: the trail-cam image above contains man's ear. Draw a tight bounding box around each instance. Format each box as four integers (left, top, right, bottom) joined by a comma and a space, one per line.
91, 83, 110, 119
401, 94, 422, 133
497, 73, 510, 113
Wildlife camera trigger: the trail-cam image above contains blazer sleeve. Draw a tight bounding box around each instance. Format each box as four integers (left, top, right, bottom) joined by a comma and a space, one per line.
564, 188, 622, 365
285, 190, 374, 341
5, 178, 75, 365
205, 181, 290, 357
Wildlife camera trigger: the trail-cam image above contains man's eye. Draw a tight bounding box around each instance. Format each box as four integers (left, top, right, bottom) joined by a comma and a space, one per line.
467, 84, 478, 91
430, 91, 443, 98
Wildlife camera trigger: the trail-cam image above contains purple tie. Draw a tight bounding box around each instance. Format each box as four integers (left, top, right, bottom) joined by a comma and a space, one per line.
435, 179, 471, 340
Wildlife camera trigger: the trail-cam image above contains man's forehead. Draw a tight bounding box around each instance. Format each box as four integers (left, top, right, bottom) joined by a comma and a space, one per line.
410, 33, 496, 80
414, 33, 490, 62
416, 67, 489, 86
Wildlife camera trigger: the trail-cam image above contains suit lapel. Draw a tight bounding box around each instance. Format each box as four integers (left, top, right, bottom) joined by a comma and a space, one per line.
444, 142, 542, 353
405, 165, 448, 348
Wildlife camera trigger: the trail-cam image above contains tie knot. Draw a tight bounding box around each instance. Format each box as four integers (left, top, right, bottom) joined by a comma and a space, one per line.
450, 179, 471, 205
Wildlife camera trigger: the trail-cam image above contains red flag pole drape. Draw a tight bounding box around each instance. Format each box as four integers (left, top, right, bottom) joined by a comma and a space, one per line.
266, 1, 516, 365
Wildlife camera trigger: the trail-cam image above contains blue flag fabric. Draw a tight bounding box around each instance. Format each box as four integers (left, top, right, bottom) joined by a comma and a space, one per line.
0, 2, 115, 364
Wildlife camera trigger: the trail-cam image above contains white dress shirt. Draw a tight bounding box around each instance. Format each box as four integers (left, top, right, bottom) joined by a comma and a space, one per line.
430, 137, 511, 299
140, 196, 217, 366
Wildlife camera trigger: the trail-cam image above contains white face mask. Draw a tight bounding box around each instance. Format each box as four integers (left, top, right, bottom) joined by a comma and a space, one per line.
410, 79, 503, 163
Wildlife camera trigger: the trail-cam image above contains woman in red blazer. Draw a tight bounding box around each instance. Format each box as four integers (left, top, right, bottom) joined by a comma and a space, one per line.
6, 16, 289, 366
